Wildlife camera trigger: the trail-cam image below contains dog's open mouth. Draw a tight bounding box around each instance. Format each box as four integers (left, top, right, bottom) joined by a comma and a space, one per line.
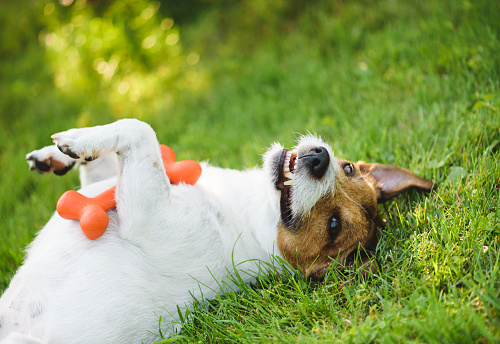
276, 149, 298, 226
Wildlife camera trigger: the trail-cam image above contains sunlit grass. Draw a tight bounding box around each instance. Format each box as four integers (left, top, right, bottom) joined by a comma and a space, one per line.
1, 0, 499, 342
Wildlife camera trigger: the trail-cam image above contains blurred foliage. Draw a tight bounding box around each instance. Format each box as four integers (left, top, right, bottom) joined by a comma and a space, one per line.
3, 0, 498, 131
36, 0, 210, 123
0, 0, 323, 127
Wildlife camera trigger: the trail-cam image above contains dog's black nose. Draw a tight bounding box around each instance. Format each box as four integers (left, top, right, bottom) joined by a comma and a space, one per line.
303, 146, 330, 179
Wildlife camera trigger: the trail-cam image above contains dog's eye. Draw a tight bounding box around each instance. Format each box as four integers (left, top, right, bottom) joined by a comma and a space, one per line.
328, 217, 340, 233
343, 163, 354, 176
328, 217, 342, 242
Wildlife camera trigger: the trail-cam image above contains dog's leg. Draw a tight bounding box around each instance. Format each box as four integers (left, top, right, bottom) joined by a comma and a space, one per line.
51, 119, 170, 237
77, 153, 119, 187
26, 146, 119, 187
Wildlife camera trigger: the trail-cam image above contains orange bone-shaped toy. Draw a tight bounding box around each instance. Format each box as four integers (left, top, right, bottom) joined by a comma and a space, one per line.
57, 188, 116, 240
57, 144, 202, 240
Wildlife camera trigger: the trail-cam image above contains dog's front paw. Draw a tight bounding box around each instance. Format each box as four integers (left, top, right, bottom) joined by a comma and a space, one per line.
51, 119, 157, 163
26, 145, 77, 175
51, 127, 104, 162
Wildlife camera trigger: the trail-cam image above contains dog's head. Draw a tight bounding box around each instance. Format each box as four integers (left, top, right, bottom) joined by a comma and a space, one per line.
264, 135, 436, 280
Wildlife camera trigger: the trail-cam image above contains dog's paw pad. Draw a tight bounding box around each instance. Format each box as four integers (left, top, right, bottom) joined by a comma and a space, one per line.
53, 161, 76, 175
56, 144, 96, 162
25, 146, 77, 176
56, 144, 81, 160
26, 157, 51, 173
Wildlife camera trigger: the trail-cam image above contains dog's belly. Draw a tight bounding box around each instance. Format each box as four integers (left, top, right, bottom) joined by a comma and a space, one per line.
0, 216, 221, 343
2, 214, 229, 343
0, 184, 234, 343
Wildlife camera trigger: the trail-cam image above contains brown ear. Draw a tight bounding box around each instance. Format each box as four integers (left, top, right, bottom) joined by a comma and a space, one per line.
358, 162, 437, 203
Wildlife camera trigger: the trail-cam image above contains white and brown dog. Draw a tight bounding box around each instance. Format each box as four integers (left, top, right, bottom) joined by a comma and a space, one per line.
0, 119, 435, 343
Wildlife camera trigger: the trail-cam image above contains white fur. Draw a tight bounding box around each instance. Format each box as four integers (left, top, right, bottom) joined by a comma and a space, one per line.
0, 120, 336, 344
289, 135, 338, 218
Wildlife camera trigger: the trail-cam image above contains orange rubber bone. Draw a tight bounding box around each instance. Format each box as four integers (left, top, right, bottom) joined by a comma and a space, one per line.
159, 145, 202, 185
57, 187, 116, 240
56, 144, 202, 240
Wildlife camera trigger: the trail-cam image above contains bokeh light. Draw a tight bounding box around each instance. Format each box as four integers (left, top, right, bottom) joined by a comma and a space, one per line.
38, 0, 208, 119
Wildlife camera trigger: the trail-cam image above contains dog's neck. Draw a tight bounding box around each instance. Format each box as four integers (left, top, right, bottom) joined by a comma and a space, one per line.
197, 165, 282, 261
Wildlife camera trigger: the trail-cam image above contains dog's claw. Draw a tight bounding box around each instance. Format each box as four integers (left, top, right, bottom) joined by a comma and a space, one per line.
34, 159, 51, 172
50, 134, 61, 142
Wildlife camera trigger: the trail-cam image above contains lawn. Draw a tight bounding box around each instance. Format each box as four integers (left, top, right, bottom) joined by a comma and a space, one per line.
1, 0, 499, 342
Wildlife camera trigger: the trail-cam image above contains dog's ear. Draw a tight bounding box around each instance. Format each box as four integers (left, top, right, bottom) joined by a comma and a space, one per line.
358, 162, 437, 203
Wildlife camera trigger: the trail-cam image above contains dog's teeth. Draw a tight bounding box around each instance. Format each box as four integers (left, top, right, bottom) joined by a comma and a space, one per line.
283, 151, 292, 174
284, 180, 294, 186
284, 172, 295, 180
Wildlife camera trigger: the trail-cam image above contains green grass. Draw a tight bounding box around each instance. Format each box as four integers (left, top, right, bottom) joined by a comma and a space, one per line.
1, 0, 499, 342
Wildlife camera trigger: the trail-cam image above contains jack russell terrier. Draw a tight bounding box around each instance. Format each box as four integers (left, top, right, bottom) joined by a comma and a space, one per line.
0, 119, 436, 343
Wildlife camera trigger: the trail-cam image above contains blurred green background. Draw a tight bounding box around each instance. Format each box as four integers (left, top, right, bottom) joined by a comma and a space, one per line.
1, 0, 499, 342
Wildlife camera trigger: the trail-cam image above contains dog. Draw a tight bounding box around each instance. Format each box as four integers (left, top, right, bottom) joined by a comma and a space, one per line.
0, 119, 436, 343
